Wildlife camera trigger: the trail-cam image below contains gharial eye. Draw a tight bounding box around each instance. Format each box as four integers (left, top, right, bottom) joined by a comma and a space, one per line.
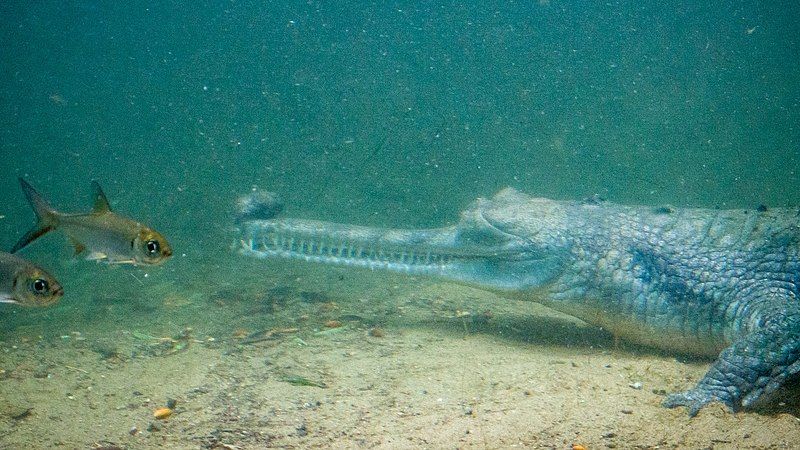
145, 240, 160, 255
31, 278, 49, 295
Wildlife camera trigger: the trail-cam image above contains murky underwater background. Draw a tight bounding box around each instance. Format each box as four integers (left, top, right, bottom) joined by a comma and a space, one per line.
0, 0, 799, 447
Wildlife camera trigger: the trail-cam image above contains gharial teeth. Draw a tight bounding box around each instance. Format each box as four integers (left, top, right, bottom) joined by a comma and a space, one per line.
242, 230, 456, 274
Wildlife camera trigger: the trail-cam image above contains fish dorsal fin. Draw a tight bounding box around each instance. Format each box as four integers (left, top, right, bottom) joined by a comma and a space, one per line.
91, 181, 112, 213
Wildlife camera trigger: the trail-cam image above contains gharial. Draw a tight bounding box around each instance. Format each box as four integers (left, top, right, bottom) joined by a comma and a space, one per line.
234, 187, 800, 416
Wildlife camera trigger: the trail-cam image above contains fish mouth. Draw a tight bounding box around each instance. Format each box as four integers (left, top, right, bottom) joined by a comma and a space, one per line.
41, 285, 63, 306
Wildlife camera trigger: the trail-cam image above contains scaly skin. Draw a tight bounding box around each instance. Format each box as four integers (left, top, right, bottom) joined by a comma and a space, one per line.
237, 188, 800, 416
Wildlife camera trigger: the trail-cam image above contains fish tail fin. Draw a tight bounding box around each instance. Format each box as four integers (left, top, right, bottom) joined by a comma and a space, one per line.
10, 178, 59, 253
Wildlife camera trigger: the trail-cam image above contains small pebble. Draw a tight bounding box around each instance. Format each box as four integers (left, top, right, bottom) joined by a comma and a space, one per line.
368, 327, 385, 338
9, 406, 32, 420
153, 407, 173, 420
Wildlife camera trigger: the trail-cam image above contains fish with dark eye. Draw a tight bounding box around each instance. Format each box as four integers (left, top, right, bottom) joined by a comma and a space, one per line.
11, 178, 173, 266
0, 251, 63, 307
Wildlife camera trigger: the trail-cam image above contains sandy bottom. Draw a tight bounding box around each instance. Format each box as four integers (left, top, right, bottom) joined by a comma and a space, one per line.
2, 260, 800, 449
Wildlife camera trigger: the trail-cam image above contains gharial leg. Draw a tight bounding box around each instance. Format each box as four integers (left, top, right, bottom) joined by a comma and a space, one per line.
664, 301, 800, 416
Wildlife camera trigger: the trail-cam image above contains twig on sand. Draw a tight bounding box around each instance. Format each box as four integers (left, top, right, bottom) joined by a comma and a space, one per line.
64, 365, 89, 374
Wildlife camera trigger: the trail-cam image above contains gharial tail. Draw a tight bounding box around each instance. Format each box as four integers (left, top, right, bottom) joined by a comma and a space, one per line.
10, 178, 59, 253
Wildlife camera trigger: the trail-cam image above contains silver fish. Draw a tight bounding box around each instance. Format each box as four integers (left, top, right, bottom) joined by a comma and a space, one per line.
11, 178, 172, 265
0, 251, 62, 307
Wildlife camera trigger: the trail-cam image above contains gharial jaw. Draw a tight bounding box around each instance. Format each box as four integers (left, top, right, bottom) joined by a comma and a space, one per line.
238, 215, 569, 293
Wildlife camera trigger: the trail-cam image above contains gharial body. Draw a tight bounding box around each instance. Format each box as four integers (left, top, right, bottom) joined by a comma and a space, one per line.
235, 187, 800, 416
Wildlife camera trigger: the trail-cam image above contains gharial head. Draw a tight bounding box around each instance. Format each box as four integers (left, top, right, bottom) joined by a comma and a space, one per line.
446, 194, 572, 292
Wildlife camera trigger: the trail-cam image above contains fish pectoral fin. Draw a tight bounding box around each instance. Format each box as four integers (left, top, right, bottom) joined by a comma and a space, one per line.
0, 295, 19, 304
69, 238, 87, 256
107, 259, 137, 265
91, 181, 112, 213
86, 251, 108, 261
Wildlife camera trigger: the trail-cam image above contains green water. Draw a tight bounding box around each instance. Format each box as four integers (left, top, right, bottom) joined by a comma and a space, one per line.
0, 0, 798, 357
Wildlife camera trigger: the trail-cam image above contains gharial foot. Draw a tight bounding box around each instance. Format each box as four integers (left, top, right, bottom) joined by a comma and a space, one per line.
662, 387, 737, 417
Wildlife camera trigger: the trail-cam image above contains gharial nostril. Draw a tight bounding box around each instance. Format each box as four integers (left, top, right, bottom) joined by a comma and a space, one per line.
235, 190, 284, 223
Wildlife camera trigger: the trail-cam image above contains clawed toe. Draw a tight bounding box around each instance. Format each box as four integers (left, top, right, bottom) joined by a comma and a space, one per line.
663, 392, 704, 417
663, 389, 735, 417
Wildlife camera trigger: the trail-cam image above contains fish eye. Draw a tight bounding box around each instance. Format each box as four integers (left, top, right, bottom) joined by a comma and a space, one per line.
30, 278, 49, 295
145, 240, 160, 255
